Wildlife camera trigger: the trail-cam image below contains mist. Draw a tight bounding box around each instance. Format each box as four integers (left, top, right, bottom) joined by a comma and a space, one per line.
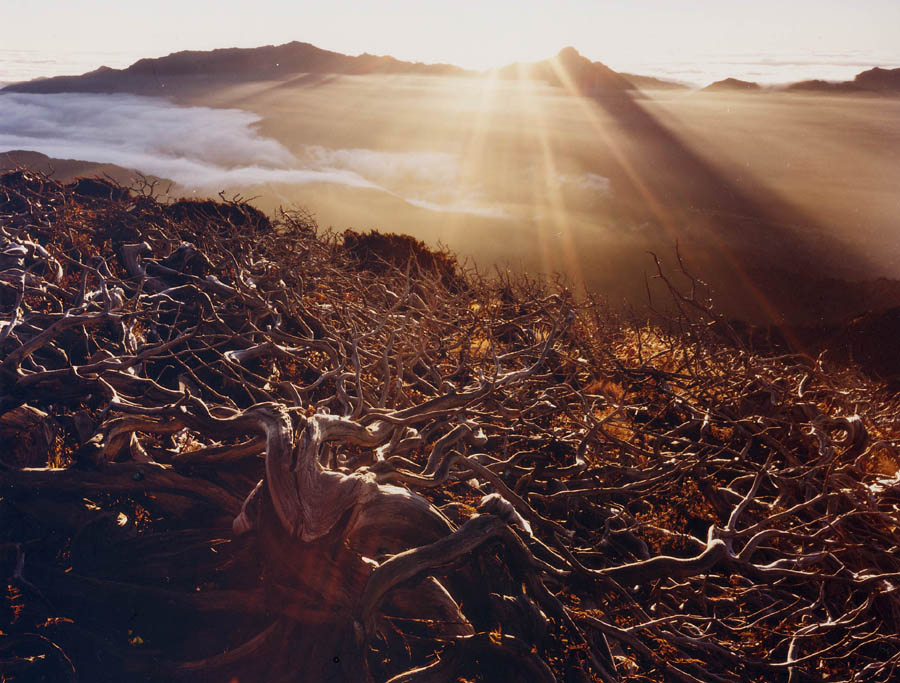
0, 92, 507, 218
3, 74, 899, 324
180, 74, 900, 321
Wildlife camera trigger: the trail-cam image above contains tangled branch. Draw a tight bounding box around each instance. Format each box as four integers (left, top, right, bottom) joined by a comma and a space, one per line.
2, 170, 900, 682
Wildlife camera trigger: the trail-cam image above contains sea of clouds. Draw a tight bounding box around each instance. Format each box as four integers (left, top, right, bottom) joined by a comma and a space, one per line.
0, 91, 517, 218
3, 46, 899, 92
0, 92, 373, 189
606, 49, 900, 87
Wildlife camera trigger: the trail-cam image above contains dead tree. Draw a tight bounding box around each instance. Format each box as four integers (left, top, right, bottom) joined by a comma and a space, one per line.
2, 170, 900, 682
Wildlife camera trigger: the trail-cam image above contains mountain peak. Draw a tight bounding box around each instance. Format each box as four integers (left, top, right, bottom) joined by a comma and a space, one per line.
493, 47, 633, 94
853, 66, 900, 91
557, 46, 583, 62
701, 77, 761, 92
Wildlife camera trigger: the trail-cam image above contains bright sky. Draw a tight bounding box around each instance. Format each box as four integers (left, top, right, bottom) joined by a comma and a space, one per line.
3, 0, 900, 70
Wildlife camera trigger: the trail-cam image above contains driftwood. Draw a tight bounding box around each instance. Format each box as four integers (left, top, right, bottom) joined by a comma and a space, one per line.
2, 170, 900, 682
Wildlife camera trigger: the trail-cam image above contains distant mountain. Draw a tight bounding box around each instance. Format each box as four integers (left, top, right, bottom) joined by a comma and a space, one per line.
3, 40, 894, 99
701, 78, 761, 93
1, 43, 686, 97
1, 41, 473, 95
122, 42, 471, 79
495, 47, 636, 94
789, 67, 900, 94
786, 79, 858, 94
695, 67, 900, 96
854, 66, 900, 91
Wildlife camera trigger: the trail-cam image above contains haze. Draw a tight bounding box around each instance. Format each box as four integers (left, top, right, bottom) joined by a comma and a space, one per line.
2, 2, 899, 325
4, 1, 900, 74
5, 68, 900, 324
223, 75, 900, 321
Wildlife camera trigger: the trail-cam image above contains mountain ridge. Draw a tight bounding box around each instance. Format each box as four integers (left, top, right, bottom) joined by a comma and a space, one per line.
2, 41, 898, 97
0, 41, 682, 95
494, 46, 638, 94
702, 66, 900, 94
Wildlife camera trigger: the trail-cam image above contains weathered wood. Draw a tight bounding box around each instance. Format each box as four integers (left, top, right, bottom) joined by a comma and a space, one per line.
4, 172, 900, 682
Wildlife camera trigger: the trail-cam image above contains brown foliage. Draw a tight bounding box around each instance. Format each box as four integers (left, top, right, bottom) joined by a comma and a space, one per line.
342, 228, 462, 290
1, 171, 900, 682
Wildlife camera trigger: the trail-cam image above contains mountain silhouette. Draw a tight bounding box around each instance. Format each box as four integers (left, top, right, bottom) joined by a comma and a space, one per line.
785, 67, 900, 94
852, 66, 900, 91
2, 42, 681, 96
701, 77, 761, 92
2, 41, 894, 98
789, 67, 900, 94
2, 41, 472, 94
495, 47, 636, 94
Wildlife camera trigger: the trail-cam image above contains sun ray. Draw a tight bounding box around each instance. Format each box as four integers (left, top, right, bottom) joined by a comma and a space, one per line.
513, 64, 556, 281
521, 73, 585, 288
544, 54, 799, 333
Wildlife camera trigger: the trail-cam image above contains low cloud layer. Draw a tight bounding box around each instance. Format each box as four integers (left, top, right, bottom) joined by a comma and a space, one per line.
305, 145, 460, 187
0, 92, 506, 218
559, 172, 611, 194
609, 50, 900, 87
0, 92, 377, 189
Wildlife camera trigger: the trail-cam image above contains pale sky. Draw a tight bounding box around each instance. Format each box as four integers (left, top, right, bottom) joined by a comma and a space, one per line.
3, 0, 899, 70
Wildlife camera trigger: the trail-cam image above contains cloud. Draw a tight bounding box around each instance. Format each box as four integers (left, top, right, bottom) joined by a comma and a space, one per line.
303, 146, 510, 217
558, 172, 611, 194
0, 92, 509, 219
305, 145, 460, 186
404, 197, 510, 218
574, 173, 611, 193
0, 92, 361, 189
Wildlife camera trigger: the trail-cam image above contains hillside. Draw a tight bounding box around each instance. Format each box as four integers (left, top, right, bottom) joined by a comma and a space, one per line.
618, 72, 689, 91
2, 171, 900, 682
0, 150, 170, 187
